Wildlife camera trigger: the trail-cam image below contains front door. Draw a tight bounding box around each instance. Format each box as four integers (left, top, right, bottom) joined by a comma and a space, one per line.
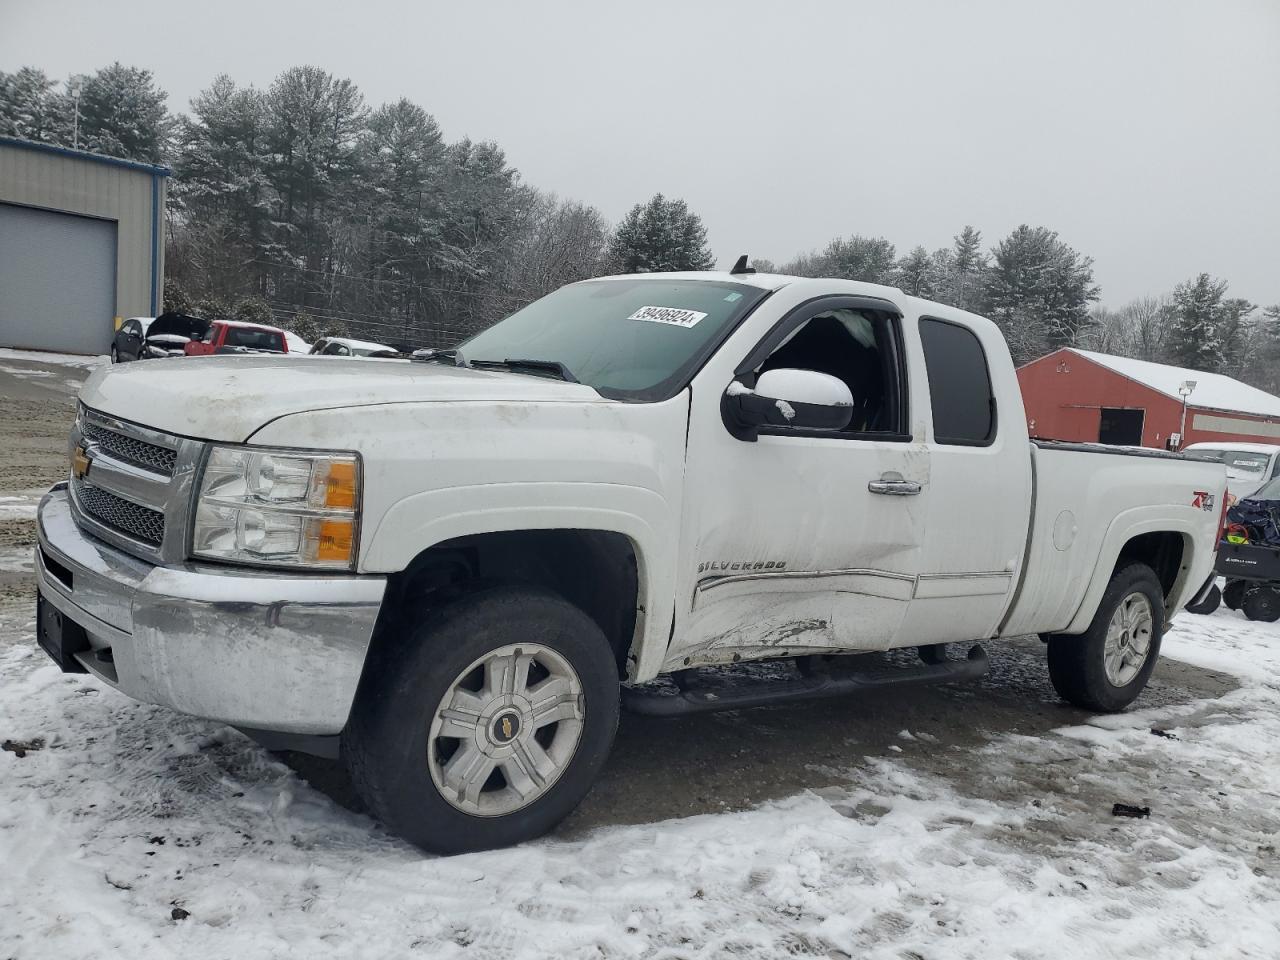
669, 296, 931, 669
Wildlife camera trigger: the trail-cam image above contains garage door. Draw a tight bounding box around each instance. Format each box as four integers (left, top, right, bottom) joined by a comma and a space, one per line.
0, 202, 118, 355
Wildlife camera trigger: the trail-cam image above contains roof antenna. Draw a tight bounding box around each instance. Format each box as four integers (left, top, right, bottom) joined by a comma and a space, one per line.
729, 254, 755, 275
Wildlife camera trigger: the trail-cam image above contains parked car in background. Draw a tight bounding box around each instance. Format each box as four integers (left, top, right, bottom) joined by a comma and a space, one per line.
1182, 442, 1280, 502
109, 317, 153, 363
110, 313, 211, 363
185, 319, 288, 356
309, 336, 400, 358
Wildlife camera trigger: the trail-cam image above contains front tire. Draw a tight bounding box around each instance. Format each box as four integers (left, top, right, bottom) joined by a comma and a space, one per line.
110, 345, 119, 363
343, 586, 620, 854
1047, 563, 1164, 712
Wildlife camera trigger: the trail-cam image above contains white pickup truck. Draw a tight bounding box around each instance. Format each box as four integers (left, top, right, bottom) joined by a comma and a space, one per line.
35, 268, 1226, 853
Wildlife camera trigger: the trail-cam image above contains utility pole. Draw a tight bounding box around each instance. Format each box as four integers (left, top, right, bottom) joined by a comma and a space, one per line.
1177, 380, 1197, 450
69, 82, 82, 150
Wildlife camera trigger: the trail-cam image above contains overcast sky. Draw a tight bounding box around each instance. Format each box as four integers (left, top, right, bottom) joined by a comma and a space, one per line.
3, 0, 1277, 308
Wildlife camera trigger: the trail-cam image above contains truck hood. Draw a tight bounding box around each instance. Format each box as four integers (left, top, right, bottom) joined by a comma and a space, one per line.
80, 355, 606, 441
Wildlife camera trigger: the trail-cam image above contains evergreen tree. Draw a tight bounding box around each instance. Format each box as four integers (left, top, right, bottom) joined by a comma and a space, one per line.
947, 225, 987, 312
1216, 296, 1257, 377
0, 67, 70, 142
811, 235, 897, 284
896, 245, 937, 296
361, 98, 448, 324
263, 66, 368, 305
1247, 305, 1280, 395
607, 194, 715, 273
70, 63, 171, 162
1166, 273, 1233, 372
984, 225, 1098, 361
171, 75, 272, 294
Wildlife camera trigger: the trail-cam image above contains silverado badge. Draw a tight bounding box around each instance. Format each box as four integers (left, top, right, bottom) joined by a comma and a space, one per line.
71, 442, 92, 480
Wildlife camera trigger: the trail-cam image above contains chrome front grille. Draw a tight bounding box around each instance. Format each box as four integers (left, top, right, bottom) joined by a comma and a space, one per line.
82, 420, 177, 476
69, 406, 204, 563
71, 478, 165, 545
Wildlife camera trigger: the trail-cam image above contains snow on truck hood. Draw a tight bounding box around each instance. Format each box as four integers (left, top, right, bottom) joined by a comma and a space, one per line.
79, 355, 604, 442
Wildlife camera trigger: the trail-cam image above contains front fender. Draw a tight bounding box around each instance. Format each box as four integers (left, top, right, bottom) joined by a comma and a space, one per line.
363, 481, 677, 680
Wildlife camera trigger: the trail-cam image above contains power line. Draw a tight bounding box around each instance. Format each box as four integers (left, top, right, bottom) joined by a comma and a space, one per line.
246, 258, 532, 301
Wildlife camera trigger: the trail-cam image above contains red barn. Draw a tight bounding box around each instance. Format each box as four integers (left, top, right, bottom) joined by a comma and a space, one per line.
1018, 348, 1280, 449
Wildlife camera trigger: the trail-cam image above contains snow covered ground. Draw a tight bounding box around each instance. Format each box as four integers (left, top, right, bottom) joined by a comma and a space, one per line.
0, 348, 108, 369
1, 602, 1277, 959
0, 349, 108, 398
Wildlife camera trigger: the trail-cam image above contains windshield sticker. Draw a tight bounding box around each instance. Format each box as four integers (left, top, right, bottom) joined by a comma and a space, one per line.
626, 305, 709, 329
723, 292, 743, 302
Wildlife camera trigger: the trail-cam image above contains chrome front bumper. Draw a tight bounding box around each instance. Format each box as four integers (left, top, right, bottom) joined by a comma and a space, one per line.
35, 483, 387, 735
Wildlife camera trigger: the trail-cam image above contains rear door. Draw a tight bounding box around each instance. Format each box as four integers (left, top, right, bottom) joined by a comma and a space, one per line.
120, 320, 143, 359
896, 315, 1031, 643
671, 295, 933, 668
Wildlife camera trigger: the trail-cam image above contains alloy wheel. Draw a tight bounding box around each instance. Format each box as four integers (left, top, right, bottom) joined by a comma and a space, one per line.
1103, 591, 1154, 686
427, 643, 585, 817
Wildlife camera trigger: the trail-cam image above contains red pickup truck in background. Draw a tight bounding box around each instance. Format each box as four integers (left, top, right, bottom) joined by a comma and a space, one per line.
184, 320, 289, 356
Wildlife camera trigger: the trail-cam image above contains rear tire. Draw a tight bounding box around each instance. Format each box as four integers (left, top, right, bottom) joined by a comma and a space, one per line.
1047, 563, 1164, 712
1223, 580, 1247, 611
1242, 585, 1280, 623
1185, 584, 1221, 615
342, 585, 619, 854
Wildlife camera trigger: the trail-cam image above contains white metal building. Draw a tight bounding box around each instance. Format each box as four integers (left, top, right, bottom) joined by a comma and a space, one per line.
0, 136, 169, 355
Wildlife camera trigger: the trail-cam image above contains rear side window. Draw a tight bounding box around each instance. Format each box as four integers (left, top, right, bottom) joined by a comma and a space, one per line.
919, 318, 995, 446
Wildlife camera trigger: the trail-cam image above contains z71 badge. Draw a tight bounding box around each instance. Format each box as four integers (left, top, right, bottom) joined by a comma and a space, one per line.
1191, 491, 1215, 511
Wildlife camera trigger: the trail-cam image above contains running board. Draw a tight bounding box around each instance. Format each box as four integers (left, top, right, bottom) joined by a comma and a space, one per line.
622, 645, 989, 717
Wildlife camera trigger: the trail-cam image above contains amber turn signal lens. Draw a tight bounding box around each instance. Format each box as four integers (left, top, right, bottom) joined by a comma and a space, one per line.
314, 518, 355, 563
323, 461, 358, 509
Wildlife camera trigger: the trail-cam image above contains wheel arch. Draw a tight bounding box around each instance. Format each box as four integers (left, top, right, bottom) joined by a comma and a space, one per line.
1065, 511, 1207, 634
362, 527, 657, 694
358, 483, 678, 678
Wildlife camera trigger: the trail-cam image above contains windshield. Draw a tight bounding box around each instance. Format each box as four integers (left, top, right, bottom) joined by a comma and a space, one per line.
1186, 448, 1272, 479
1248, 475, 1280, 501
457, 278, 769, 400
225, 327, 285, 351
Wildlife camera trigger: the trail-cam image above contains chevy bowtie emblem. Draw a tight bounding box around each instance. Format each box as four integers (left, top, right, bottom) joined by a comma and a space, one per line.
501, 716, 513, 739
71, 442, 92, 479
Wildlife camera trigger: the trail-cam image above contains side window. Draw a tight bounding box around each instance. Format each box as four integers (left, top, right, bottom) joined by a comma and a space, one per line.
123, 321, 138, 336
919, 318, 995, 446
203, 326, 217, 344
749, 307, 906, 437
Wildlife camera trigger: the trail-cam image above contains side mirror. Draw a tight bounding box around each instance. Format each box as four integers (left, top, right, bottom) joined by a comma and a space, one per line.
721, 368, 854, 441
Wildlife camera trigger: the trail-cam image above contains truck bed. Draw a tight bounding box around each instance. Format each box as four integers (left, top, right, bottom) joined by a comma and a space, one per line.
999, 441, 1224, 637
1030, 438, 1202, 462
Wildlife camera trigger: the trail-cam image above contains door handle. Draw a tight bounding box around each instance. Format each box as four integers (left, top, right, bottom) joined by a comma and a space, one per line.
868, 479, 923, 496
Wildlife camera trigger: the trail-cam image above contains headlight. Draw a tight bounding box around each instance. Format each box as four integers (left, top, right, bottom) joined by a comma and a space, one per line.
191, 446, 361, 570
